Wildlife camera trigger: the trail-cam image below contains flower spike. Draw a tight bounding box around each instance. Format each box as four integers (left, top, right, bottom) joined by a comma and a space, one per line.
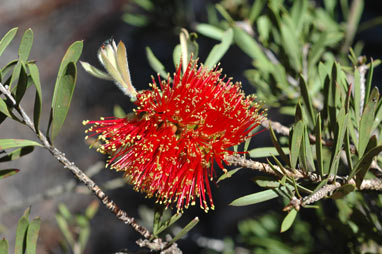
85, 59, 266, 212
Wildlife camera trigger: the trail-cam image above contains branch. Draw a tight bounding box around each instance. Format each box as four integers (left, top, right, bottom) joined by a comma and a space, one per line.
225, 154, 382, 206
0, 82, 153, 239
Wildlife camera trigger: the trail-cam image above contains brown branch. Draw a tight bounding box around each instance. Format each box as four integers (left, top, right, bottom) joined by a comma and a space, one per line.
0, 82, 153, 239
225, 154, 382, 206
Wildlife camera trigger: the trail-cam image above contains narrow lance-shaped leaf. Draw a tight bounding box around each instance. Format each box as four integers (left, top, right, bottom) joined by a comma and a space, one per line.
248, 147, 289, 158
315, 114, 324, 176
153, 206, 163, 236
0, 27, 18, 57
49, 62, 77, 141
0, 98, 12, 118
0, 139, 42, 150
50, 40, 83, 111
329, 110, 349, 178
18, 29, 33, 62
299, 74, 315, 126
155, 213, 182, 236
28, 63, 43, 131
230, 189, 279, 206
299, 126, 315, 172
352, 144, 382, 188
25, 218, 41, 254
205, 28, 233, 69
233, 26, 271, 71
15, 215, 29, 254
56, 214, 75, 246
217, 167, 242, 183
364, 60, 374, 106
358, 87, 379, 157
195, 24, 224, 41
15, 64, 28, 104
248, 0, 266, 24
0, 146, 34, 162
168, 217, 199, 245
280, 209, 298, 233
146, 47, 167, 78
290, 120, 304, 169
0, 239, 8, 254
269, 124, 290, 166
0, 169, 20, 179
353, 68, 361, 126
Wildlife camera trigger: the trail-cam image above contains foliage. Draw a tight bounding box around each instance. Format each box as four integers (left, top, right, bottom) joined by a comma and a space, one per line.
1, 0, 382, 253
0, 208, 40, 254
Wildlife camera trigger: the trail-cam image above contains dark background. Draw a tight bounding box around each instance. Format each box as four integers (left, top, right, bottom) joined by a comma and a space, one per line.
0, 0, 381, 253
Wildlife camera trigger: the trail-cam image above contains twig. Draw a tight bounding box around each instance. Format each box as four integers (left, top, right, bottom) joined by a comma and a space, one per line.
0, 82, 153, 239
225, 154, 382, 206
261, 119, 290, 137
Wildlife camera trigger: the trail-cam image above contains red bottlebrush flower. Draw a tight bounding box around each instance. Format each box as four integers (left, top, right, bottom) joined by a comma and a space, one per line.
84, 60, 265, 212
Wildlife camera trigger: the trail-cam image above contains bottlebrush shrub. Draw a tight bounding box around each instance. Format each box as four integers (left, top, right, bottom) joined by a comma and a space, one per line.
84, 57, 266, 213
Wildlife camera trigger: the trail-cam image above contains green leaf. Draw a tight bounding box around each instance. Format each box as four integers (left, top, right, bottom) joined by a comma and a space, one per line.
195, 24, 224, 40
0, 98, 11, 118
0, 27, 18, 57
329, 110, 349, 178
0, 139, 42, 150
248, 0, 266, 24
289, 120, 304, 169
359, 87, 379, 157
280, 209, 298, 233
80, 61, 111, 80
215, 4, 234, 23
0, 146, 34, 162
18, 29, 33, 62
315, 114, 324, 176
331, 184, 355, 199
269, 124, 290, 166
85, 200, 99, 219
49, 62, 77, 141
353, 144, 382, 188
145, 47, 167, 78
299, 75, 315, 125
133, 0, 154, 11
353, 68, 361, 125
56, 214, 75, 246
25, 218, 40, 254
280, 20, 301, 71
217, 167, 242, 183
230, 189, 279, 206
0, 239, 8, 254
0, 169, 20, 179
28, 63, 43, 131
364, 60, 374, 106
15, 216, 29, 254
113, 105, 126, 118
51, 40, 83, 107
248, 147, 289, 158
58, 203, 73, 221
122, 13, 149, 27
205, 28, 233, 69
299, 126, 315, 172
169, 217, 199, 245
233, 26, 271, 71
15, 64, 28, 104
48, 41, 82, 141
155, 212, 182, 236
253, 176, 281, 188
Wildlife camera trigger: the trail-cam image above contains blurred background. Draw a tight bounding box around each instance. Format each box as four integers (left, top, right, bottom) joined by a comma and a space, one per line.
1, 0, 382, 253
